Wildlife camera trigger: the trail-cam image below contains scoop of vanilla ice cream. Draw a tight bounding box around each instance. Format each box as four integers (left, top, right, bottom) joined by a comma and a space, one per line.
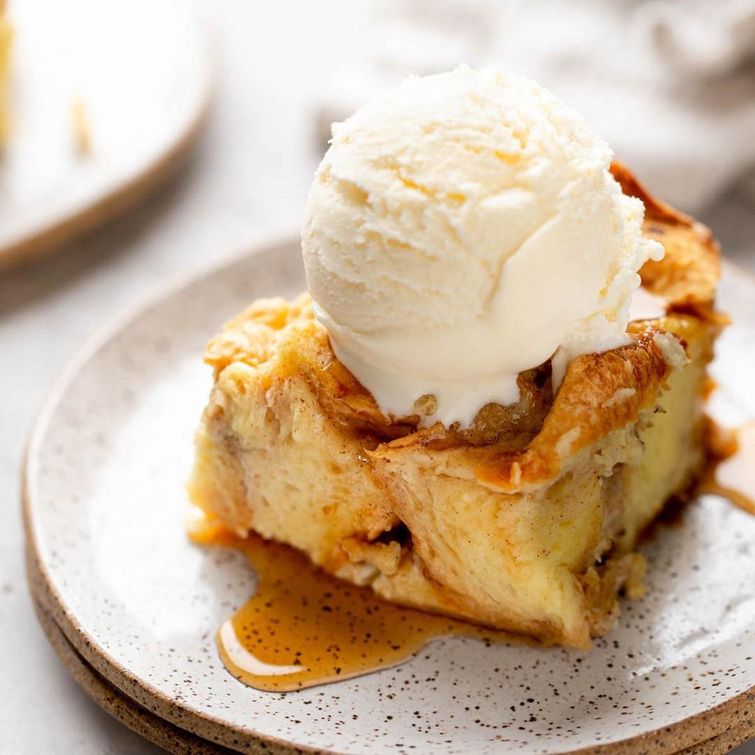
302, 65, 663, 427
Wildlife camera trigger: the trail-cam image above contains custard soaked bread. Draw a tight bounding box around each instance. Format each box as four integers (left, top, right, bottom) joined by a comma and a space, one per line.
190, 165, 721, 648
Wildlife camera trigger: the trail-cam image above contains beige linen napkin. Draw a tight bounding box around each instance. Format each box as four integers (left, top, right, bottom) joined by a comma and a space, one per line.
316, 0, 755, 213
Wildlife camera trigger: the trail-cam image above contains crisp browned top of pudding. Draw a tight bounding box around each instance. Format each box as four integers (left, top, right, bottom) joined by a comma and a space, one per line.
204, 164, 721, 495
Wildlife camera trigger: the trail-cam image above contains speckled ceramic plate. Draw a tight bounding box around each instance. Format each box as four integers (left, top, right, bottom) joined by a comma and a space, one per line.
24, 238, 755, 754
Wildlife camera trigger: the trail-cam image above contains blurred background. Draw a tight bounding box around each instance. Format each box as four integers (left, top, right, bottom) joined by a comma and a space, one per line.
0, 0, 753, 751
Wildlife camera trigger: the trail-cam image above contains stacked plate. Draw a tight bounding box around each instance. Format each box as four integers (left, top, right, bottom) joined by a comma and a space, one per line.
24, 239, 755, 754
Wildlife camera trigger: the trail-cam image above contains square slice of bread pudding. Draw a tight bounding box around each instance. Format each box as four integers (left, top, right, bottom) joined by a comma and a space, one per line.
190, 165, 722, 649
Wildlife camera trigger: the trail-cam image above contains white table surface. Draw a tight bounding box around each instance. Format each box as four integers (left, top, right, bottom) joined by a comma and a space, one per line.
0, 1, 753, 752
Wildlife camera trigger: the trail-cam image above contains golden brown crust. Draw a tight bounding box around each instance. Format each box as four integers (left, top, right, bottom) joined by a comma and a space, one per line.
204, 294, 313, 377
482, 330, 674, 489
612, 161, 721, 307
206, 300, 691, 495
376, 328, 678, 493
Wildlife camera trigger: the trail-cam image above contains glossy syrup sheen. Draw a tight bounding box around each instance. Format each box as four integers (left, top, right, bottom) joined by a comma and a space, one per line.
189, 517, 512, 692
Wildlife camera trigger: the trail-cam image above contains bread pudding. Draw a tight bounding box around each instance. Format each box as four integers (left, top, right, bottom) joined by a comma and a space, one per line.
190, 164, 721, 649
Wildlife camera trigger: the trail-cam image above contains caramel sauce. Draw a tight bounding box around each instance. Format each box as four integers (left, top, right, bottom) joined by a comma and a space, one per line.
698, 420, 755, 516
189, 515, 510, 692
189, 424, 753, 694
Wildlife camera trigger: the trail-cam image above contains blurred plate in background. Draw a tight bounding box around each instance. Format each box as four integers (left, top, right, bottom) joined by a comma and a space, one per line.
0, 0, 212, 271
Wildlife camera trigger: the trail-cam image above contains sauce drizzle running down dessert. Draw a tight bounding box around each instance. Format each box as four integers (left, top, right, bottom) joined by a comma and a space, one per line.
699, 420, 755, 516
189, 514, 513, 692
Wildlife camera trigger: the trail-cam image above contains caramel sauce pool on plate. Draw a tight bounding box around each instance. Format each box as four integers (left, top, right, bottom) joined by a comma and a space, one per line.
190, 423, 754, 693
189, 520, 510, 692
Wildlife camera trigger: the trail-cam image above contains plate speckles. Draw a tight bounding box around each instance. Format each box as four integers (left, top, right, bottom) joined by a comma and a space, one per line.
24, 239, 755, 754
